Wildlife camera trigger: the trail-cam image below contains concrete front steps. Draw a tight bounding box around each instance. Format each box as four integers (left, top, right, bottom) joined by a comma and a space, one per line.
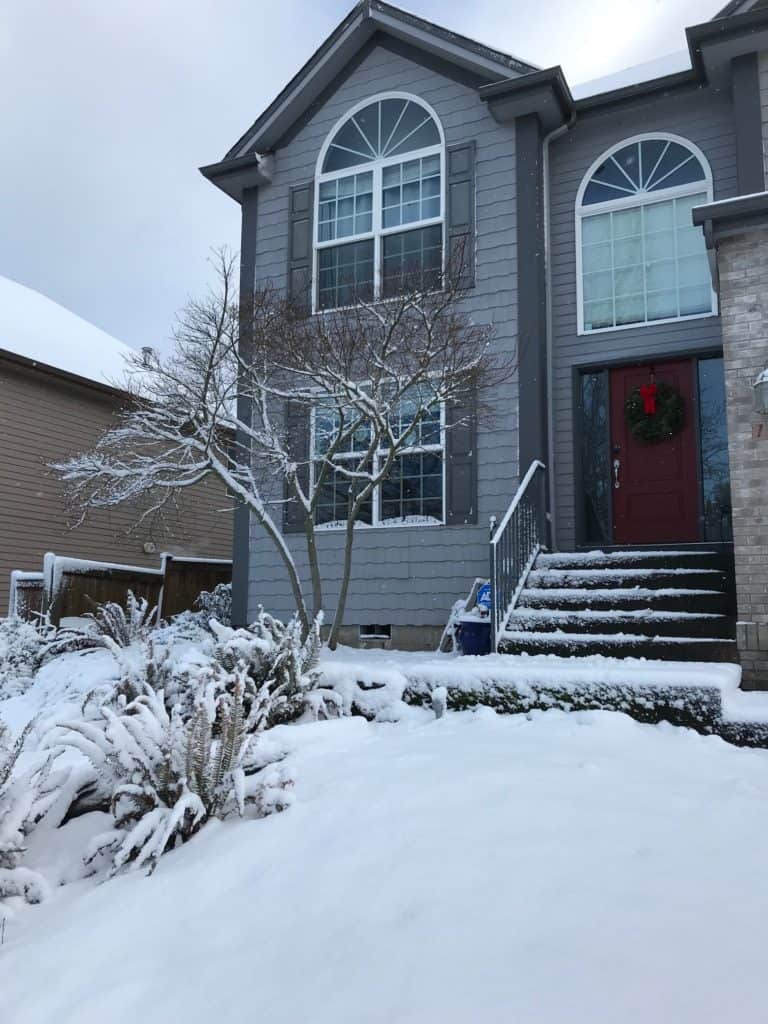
499, 548, 737, 662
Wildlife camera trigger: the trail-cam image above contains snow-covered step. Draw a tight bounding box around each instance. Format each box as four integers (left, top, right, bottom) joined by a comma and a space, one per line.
536, 549, 723, 570
526, 567, 725, 591
505, 606, 734, 639
498, 630, 738, 663
498, 546, 735, 662
518, 587, 730, 614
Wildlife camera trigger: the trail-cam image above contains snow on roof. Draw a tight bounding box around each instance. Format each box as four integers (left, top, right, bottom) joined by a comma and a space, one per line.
572, 50, 692, 101
0, 273, 138, 390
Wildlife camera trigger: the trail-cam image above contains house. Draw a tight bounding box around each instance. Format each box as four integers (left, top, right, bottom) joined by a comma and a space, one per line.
0, 273, 232, 616
202, 0, 768, 686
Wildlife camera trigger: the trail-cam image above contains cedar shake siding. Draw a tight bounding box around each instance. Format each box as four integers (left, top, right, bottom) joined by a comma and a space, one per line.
245, 43, 519, 629
0, 354, 232, 615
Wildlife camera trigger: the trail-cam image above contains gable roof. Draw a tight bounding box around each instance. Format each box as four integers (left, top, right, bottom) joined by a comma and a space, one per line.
714, 0, 768, 17
224, 0, 537, 159
0, 274, 138, 392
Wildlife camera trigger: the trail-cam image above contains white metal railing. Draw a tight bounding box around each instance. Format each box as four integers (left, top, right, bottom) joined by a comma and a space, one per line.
489, 460, 547, 650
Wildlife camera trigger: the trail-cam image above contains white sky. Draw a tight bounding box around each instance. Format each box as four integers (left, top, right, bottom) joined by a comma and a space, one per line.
0, 0, 722, 351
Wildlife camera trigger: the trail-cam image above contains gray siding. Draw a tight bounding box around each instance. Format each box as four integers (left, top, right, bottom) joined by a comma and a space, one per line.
549, 85, 738, 549
248, 43, 519, 627
759, 51, 768, 181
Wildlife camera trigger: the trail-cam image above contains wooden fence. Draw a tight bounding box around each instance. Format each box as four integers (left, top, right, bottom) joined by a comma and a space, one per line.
8, 552, 231, 625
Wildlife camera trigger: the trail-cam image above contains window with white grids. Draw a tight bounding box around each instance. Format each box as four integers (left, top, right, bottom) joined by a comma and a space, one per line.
314, 94, 444, 312
576, 134, 716, 333
311, 387, 444, 529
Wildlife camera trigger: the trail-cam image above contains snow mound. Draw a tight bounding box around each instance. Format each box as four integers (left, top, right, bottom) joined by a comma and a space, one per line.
0, 274, 138, 388
4, 712, 768, 1023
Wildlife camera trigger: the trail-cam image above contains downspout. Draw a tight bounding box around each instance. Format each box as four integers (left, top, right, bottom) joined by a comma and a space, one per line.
541, 110, 576, 551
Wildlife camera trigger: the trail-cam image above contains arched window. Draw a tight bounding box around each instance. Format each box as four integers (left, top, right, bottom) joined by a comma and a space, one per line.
576, 134, 715, 333
314, 94, 444, 311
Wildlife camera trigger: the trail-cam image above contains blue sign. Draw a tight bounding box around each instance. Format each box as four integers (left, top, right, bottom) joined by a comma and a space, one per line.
476, 583, 492, 611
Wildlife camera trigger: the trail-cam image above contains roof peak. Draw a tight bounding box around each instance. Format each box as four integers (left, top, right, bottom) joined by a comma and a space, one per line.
223, 0, 537, 160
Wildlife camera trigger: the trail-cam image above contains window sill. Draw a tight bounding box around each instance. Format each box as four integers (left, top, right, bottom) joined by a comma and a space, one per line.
577, 310, 718, 337
313, 516, 445, 532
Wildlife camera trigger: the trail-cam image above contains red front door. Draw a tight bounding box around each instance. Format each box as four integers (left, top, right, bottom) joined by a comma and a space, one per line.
610, 360, 699, 545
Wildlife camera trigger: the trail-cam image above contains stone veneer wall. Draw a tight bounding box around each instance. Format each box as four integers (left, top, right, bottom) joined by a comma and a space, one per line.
718, 225, 768, 688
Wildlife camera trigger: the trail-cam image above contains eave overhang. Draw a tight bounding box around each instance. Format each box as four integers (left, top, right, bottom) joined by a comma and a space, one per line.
199, 152, 274, 205
479, 67, 574, 133
0, 346, 126, 398
687, 8, 768, 90
693, 192, 768, 287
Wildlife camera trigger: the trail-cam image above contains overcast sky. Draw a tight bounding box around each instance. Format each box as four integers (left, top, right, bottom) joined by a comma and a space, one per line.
1, 0, 721, 352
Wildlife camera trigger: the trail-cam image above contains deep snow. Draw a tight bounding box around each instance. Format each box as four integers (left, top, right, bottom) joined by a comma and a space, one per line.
3, 709, 768, 1023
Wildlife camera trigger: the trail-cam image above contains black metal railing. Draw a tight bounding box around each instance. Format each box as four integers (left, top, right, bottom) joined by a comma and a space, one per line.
489, 460, 548, 651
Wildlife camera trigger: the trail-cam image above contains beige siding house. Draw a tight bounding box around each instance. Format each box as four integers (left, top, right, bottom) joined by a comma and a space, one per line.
0, 275, 232, 615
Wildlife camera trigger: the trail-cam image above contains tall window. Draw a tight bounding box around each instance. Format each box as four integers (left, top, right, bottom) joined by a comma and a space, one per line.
314, 94, 444, 311
576, 135, 715, 333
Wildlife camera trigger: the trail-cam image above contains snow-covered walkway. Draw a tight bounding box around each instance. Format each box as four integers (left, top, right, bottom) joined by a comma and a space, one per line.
3, 709, 768, 1023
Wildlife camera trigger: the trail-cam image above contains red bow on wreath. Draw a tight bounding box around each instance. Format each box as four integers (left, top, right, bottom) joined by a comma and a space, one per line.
639, 382, 657, 415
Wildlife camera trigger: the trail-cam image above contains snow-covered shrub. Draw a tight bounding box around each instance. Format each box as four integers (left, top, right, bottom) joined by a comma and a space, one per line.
57, 671, 292, 876
87, 591, 157, 647
0, 721, 61, 904
210, 610, 322, 726
195, 583, 232, 626
0, 617, 45, 698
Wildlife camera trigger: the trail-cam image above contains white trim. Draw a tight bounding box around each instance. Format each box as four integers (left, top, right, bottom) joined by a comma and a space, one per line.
315, 92, 446, 177
312, 93, 446, 313
309, 397, 447, 530
574, 133, 717, 335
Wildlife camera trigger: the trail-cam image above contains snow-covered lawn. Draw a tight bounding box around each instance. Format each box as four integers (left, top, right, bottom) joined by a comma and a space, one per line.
3, 708, 768, 1023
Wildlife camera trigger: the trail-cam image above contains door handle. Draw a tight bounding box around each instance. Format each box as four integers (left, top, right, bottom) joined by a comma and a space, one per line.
613, 458, 621, 490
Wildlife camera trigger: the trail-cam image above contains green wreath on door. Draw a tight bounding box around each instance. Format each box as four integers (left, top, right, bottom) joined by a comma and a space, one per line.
625, 382, 685, 443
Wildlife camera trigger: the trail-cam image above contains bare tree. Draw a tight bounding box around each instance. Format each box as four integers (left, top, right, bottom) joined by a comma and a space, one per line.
56, 248, 512, 647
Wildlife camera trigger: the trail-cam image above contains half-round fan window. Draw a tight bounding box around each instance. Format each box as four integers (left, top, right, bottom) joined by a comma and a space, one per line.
314, 94, 444, 311
582, 138, 708, 206
577, 134, 715, 333
322, 98, 441, 173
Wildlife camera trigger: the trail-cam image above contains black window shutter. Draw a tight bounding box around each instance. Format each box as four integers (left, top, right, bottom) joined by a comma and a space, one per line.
288, 182, 314, 313
446, 142, 476, 288
283, 400, 310, 533
445, 393, 477, 525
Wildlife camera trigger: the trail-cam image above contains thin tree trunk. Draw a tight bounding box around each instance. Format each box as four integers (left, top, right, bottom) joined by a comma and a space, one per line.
303, 515, 324, 621
327, 515, 356, 650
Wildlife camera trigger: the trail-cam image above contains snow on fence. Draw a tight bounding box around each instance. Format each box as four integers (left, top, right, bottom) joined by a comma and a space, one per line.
8, 570, 45, 620
9, 552, 232, 624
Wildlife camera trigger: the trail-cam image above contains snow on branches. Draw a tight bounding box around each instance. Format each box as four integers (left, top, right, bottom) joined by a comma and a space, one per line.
64, 676, 293, 877
42, 605, 324, 875
53, 248, 513, 644
0, 721, 61, 904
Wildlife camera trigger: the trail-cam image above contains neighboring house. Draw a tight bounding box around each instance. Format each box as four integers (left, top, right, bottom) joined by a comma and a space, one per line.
0, 274, 233, 615
202, 0, 768, 684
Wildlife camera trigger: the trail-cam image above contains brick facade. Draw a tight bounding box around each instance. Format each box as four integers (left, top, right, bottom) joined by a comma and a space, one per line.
718, 225, 768, 687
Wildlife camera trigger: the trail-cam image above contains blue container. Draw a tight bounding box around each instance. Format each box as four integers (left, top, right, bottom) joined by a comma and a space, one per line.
458, 616, 491, 656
